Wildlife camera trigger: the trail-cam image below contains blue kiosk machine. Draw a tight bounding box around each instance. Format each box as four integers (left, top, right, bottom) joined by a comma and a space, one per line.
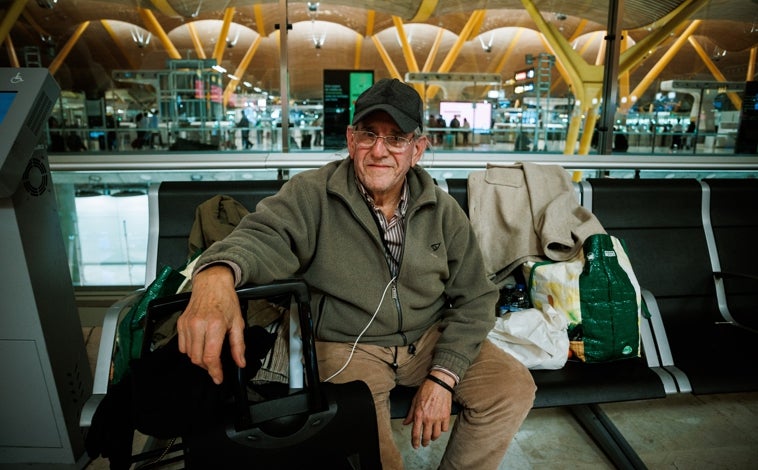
0, 68, 92, 467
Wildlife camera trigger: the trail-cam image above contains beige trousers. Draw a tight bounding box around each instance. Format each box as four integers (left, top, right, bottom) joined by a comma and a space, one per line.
316, 325, 536, 470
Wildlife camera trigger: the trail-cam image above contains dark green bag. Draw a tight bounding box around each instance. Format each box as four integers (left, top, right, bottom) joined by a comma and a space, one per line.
112, 265, 186, 384
576, 233, 641, 362
526, 233, 643, 363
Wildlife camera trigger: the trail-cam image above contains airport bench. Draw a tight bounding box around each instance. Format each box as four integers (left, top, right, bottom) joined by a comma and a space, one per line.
81, 174, 757, 469
584, 177, 758, 395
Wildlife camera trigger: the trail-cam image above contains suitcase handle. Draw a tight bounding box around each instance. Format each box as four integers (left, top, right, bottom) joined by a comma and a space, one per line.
145, 279, 323, 430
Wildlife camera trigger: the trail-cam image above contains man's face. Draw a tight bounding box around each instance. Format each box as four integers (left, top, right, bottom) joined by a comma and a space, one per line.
347, 111, 426, 200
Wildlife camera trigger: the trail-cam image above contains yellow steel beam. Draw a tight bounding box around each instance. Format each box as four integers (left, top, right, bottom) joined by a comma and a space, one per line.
492, 29, 523, 75
365, 10, 375, 37
467, 10, 486, 41
688, 36, 742, 109
577, 106, 599, 155
253, 4, 267, 37
578, 31, 600, 56
594, 37, 605, 66
139, 8, 181, 59
552, 29, 598, 97
410, 0, 439, 22
187, 22, 207, 59
147, 0, 181, 18
224, 35, 263, 106
5, 35, 19, 67
620, 0, 708, 74
520, 0, 603, 106
49, 21, 90, 75
100, 20, 139, 70
426, 10, 486, 99
482, 28, 524, 97
371, 35, 402, 80
0, 0, 26, 47
521, 0, 606, 155
353, 10, 375, 70
213, 7, 236, 65
393, 17, 419, 72
748, 47, 757, 82
422, 27, 444, 73
354, 33, 363, 69
436, 10, 485, 72
567, 19, 588, 43
392, 16, 423, 95
629, 21, 700, 105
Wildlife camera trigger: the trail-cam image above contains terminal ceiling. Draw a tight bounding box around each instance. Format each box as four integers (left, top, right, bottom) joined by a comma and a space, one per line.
3, 0, 758, 107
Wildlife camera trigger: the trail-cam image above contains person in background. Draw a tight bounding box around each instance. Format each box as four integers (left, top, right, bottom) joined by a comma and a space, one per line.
671, 118, 683, 151
436, 114, 447, 148
133, 112, 146, 149
176, 78, 535, 469
450, 114, 461, 146
313, 114, 323, 147
685, 118, 696, 150
149, 110, 162, 149
613, 127, 629, 153
105, 114, 118, 151
237, 113, 253, 149
427, 114, 440, 146
462, 117, 471, 146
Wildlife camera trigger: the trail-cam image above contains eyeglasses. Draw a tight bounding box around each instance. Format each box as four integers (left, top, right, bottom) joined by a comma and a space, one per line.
352, 130, 414, 152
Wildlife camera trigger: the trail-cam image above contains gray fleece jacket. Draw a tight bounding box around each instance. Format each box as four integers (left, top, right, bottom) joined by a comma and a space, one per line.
195, 157, 498, 380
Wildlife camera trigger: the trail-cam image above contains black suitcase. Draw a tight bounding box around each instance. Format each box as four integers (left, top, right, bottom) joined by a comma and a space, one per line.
142, 279, 381, 469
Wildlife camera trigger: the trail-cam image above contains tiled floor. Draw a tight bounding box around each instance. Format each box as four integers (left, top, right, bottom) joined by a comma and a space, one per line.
81, 326, 758, 469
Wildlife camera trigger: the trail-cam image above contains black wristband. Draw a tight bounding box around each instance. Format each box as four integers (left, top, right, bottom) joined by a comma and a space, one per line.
426, 373, 455, 394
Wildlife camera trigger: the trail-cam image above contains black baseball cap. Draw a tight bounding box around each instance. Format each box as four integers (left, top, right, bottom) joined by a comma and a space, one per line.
352, 78, 423, 133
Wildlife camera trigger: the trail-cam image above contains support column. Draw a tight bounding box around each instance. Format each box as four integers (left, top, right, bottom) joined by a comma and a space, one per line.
597, 0, 624, 156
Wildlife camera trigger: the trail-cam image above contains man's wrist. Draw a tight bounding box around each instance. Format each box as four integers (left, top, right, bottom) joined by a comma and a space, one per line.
430, 365, 460, 385
426, 373, 455, 394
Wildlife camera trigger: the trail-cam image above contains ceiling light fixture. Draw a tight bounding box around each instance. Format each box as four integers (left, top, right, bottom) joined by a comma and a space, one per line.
478, 34, 493, 53
130, 28, 151, 48
226, 29, 240, 48
35, 0, 57, 9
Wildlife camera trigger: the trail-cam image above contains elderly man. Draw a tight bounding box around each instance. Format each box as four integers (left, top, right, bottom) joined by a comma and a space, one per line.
177, 78, 535, 469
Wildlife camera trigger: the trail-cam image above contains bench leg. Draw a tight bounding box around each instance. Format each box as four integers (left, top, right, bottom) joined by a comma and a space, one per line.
569, 404, 647, 470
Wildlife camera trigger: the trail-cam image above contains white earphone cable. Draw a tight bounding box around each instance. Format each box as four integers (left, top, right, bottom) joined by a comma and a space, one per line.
324, 276, 397, 382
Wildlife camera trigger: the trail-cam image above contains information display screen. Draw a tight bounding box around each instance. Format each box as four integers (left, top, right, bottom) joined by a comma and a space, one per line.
0, 91, 16, 126
439, 101, 492, 131
323, 70, 373, 149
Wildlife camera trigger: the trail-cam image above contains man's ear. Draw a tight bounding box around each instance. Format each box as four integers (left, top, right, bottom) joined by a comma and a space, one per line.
411, 136, 427, 165
345, 127, 355, 156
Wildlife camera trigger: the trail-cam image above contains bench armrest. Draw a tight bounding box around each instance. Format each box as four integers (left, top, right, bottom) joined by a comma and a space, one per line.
80, 288, 145, 428
640, 289, 692, 393
714, 270, 758, 282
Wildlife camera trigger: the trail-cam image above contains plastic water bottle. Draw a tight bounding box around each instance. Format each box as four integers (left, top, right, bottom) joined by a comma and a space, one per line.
496, 283, 531, 315
509, 283, 530, 312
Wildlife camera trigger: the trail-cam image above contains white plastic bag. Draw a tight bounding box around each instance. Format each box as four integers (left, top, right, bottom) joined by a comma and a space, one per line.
487, 304, 569, 370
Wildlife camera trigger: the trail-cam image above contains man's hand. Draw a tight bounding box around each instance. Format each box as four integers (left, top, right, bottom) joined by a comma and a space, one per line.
176, 265, 246, 384
403, 371, 454, 448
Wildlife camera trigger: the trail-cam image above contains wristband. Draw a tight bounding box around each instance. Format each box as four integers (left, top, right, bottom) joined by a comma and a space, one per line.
426, 374, 455, 394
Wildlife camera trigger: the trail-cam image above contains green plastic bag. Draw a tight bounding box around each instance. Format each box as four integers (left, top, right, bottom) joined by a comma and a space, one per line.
525, 233, 643, 362
577, 234, 641, 362
112, 265, 186, 384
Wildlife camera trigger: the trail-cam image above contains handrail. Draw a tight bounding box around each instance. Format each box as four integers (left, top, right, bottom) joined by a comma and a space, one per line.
50, 152, 758, 172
